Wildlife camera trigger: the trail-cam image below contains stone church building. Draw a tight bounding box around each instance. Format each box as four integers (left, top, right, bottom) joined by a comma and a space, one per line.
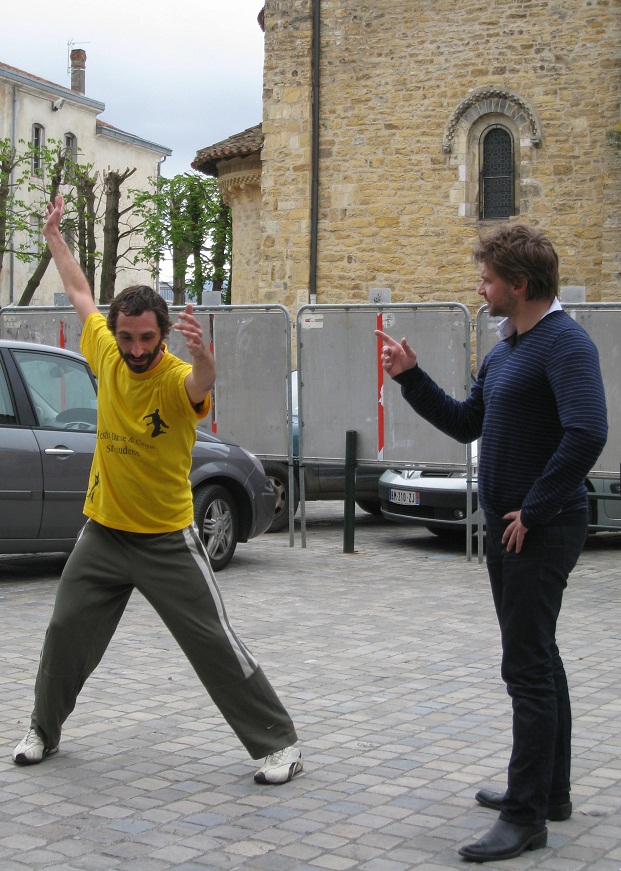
193, 0, 620, 317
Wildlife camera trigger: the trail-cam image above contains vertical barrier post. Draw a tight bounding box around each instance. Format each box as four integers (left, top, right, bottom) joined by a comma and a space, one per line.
343, 430, 357, 553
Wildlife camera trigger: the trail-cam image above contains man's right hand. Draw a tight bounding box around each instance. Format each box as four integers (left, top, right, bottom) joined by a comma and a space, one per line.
374, 330, 418, 377
42, 194, 65, 242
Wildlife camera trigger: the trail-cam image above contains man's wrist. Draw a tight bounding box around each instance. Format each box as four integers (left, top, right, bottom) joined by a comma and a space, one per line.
392, 364, 421, 386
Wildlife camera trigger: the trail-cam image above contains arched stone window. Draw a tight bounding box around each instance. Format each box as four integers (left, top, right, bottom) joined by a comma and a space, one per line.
480, 125, 514, 220
443, 87, 542, 221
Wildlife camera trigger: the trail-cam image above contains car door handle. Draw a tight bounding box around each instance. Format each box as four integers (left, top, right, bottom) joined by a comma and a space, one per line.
45, 447, 76, 456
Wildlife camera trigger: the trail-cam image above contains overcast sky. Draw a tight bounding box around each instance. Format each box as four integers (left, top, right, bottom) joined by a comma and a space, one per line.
1, 0, 265, 178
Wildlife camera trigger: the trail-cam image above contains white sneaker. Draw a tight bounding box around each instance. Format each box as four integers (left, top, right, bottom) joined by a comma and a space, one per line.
254, 745, 303, 784
13, 728, 58, 765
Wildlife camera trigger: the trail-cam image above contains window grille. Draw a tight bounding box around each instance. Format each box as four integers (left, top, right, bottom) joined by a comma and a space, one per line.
32, 124, 45, 177
480, 126, 514, 220
64, 133, 78, 162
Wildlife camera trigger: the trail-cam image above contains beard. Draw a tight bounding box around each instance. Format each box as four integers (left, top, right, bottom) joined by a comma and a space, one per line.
118, 343, 162, 373
487, 294, 518, 320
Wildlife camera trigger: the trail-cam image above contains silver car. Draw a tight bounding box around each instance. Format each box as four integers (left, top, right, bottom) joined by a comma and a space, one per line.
0, 339, 275, 569
379, 465, 621, 539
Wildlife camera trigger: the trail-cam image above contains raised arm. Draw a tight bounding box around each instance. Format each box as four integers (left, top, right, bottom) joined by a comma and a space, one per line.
174, 305, 216, 407
42, 195, 97, 325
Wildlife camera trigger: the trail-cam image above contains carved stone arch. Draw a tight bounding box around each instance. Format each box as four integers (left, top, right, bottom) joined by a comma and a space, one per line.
442, 87, 543, 154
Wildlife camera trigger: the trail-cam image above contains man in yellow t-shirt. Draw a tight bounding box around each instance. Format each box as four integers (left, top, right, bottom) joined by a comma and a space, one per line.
12, 195, 302, 786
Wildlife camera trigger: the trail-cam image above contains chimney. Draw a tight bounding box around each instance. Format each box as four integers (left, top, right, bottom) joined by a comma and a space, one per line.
70, 49, 86, 94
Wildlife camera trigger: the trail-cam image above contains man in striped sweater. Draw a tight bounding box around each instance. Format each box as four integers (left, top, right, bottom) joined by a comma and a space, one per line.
376, 224, 607, 862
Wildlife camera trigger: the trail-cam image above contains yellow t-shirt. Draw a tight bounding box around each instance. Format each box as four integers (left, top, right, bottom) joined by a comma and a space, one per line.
80, 312, 209, 533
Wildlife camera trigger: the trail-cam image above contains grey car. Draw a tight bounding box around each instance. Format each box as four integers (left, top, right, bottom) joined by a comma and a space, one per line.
0, 339, 275, 570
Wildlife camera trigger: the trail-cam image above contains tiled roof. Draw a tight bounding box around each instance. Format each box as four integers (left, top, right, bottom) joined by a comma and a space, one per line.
0, 59, 104, 110
192, 124, 263, 176
1, 59, 170, 154
0, 60, 73, 93
96, 119, 172, 155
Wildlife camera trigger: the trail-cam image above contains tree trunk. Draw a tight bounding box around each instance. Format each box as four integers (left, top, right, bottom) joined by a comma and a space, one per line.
100, 172, 121, 303
171, 190, 191, 306
188, 185, 205, 303
17, 247, 53, 305
85, 184, 96, 293
16, 150, 66, 305
172, 269, 186, 306
100, 168, 135, 303
192, 247, 204, 304
76, 171, 97, 294
212, 200, 231, 304
0, 152, 13, 275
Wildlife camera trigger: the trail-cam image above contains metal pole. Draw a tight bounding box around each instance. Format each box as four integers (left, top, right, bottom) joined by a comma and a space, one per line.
343, 430, 357, 553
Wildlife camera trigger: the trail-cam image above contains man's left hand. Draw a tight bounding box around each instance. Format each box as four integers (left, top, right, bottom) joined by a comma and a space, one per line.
502, 510, 529, 553
174, 304, 209, 358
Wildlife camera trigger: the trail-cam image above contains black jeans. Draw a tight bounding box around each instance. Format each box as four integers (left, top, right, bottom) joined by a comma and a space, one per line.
484, 510, 588, 826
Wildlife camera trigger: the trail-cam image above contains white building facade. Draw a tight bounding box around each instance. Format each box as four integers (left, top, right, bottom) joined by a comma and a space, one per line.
0, 51, 171, 308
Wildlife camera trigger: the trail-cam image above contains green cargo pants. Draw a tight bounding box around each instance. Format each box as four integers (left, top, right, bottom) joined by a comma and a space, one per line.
31, 520, 298, 759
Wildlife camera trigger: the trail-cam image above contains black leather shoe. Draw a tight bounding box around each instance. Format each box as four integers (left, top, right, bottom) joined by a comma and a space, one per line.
475, 788, 572, 821
458, 819, 547, 862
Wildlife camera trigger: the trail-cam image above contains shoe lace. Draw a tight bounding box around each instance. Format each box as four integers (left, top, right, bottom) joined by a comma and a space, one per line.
265, 746, 291, 765
22, 728, 40, 746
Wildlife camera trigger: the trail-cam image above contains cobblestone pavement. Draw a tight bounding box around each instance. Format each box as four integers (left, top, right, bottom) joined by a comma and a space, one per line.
1, 505, 620, 871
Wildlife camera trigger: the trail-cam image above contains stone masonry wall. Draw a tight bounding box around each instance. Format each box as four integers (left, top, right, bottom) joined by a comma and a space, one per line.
259, 0, 621, 318
218, 154, 262, 305
260, 0, 314, 312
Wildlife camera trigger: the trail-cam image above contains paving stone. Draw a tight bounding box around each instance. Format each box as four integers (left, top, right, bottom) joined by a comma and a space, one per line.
1, 506, 620, 869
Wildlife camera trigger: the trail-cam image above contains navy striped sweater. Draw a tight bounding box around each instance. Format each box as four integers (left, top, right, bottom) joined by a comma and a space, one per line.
394, 310, 608, 527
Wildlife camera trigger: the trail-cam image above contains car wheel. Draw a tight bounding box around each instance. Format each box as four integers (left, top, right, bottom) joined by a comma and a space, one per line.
262, 461, 300, 533
355, 499, 383, 517
193, 483, 239, 571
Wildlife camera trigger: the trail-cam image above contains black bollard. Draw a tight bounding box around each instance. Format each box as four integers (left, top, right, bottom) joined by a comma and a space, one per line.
343, 430, 357, 553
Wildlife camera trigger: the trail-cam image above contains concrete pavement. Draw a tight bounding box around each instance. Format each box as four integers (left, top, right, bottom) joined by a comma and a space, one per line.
1, 505, 620, 870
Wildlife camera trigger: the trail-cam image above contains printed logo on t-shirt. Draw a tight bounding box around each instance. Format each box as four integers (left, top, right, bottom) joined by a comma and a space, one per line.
143, 408, 169, 438
87, 472, 100, 502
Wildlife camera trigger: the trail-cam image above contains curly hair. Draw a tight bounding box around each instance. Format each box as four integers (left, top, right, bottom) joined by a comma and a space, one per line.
107, 286, 173, 337
473, 224, 559, 301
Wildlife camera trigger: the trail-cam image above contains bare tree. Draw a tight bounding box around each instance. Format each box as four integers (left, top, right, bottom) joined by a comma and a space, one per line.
99, 167, 137, 303
17, 149, 67, 306
72, 165, 98, 294
1, 138, 154, 306
0, 140, 21, 280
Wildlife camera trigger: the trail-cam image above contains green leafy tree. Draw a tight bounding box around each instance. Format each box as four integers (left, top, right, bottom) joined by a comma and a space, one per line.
132, 173, 231, 305
212, 198, 232, 305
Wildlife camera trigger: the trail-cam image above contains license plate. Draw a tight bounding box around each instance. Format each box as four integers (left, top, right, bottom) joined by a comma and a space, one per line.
388, 488, 420, 505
